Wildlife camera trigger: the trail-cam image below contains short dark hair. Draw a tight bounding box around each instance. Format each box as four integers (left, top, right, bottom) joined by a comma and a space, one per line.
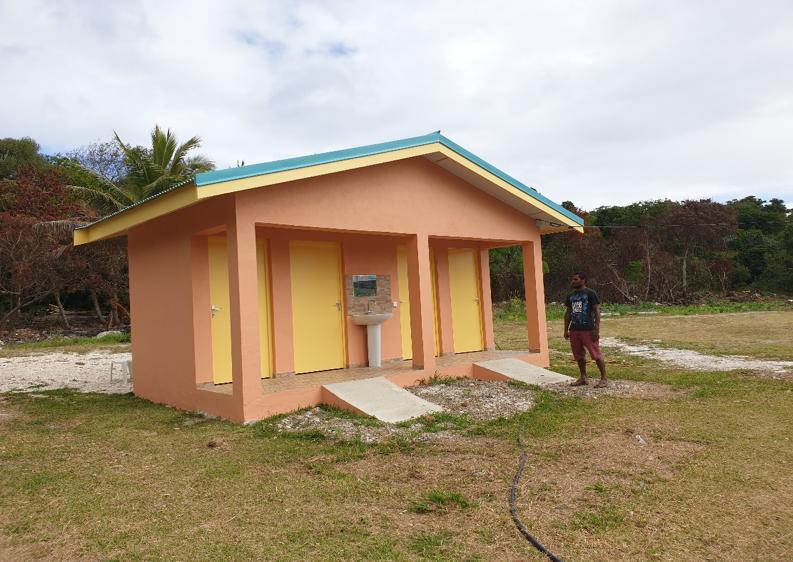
573, 271, 588, 281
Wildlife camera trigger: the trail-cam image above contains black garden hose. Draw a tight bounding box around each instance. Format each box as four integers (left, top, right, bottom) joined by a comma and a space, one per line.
509, 421, 565, 562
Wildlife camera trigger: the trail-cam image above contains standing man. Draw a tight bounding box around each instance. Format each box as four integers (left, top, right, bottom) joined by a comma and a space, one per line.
564, 272, 607, 388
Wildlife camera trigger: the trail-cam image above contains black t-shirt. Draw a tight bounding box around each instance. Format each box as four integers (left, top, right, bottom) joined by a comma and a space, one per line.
565, 288, 600, 331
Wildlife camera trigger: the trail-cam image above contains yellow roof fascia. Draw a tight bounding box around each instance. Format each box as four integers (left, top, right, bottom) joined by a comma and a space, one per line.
195, 144, 442, 200
73, 183, 200, 245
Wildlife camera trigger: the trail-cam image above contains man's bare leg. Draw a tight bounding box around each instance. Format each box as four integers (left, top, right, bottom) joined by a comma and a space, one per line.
571, 358, 589, 386
594, 358, 608, 388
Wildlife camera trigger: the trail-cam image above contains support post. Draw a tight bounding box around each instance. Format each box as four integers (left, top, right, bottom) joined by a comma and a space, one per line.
268, 239, 295, 377
226, 215, 262, 409
522, 241, 548, 356
406, 233, 437, 372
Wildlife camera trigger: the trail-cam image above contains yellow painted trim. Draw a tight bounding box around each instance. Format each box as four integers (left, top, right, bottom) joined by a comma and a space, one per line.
430, 249, 440, 357
74, 184, 200, 245
433, 146, 579, 228
257, 240, 274, 379
195, 145, 440, 199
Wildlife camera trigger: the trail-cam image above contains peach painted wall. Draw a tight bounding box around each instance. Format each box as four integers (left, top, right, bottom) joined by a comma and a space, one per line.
128, 193, 245, 421
234, 157, 538, 241
126, 155, 549, 422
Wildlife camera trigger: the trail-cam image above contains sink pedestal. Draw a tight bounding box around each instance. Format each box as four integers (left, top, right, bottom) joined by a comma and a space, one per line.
366, 324, 383, 367
351, 313, 393, 368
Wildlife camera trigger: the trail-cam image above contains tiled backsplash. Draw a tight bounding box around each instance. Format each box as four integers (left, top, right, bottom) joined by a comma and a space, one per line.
345, 275, 392, 316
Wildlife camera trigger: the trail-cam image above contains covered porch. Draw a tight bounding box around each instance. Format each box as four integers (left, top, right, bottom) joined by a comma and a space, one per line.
196, 348, 540, 396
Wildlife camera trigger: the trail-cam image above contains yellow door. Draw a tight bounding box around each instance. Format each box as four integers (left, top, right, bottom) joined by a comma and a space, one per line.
290, 242, 345, 374
209, 237, 273, 384
209, 238, 232, 384
396, 246, 412, 360
448, 249, 484, 353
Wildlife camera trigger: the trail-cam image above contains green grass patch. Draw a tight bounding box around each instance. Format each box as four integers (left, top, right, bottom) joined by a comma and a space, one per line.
569, 505, 626, 533
494, 299, 792, 323
418, 373, 465, 386
7, 332, 131, 349
410, 490, 476, 513
408, 531, 456, 558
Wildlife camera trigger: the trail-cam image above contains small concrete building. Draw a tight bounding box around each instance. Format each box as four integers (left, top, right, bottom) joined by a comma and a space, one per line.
75, 133, 583, 423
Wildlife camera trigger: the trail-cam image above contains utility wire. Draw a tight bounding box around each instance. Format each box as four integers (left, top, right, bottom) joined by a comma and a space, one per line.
510, 421, 565, 562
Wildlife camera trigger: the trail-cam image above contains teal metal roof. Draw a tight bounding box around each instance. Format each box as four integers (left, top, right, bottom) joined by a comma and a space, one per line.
194, 132, 583, 226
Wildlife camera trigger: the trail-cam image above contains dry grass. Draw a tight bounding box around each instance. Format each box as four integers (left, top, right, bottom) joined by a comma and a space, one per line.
498, 310, 793, 362
1, 312, 792, 560
598, 311, 793, 361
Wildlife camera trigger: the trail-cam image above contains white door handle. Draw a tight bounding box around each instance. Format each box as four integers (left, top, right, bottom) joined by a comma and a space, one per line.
211, 304, 222, 318
475, 296, 480, 305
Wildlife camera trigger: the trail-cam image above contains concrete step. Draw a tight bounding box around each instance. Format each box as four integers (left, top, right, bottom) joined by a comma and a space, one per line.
322, 377, 443, 423
474, 358, 575, 386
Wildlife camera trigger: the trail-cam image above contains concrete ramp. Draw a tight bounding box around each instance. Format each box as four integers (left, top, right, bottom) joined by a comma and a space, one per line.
322, 377, 443, 423
475, 358, 575, 386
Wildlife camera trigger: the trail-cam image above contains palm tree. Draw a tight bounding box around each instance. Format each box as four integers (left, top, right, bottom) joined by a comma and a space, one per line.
69, 125, 216, 215
117, 125, 216, 202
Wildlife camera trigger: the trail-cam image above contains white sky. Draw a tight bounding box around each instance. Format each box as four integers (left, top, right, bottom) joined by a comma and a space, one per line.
1, 0, 791, 211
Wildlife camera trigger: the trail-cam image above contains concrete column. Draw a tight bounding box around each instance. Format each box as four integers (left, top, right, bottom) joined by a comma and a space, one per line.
268, 238, 295, 377
226, 214, 262, 408
522, 241, 548, 354
479, 249, 496, 351
406, 233, 436, 371
433, 248, 455, 355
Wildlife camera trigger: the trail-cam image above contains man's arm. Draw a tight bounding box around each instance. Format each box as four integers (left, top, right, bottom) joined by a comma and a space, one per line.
564, 307, 571, 339
592, 304, 601, 341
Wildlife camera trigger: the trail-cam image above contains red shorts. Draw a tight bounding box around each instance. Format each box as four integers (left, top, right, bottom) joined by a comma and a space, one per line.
569, 330, 602, 361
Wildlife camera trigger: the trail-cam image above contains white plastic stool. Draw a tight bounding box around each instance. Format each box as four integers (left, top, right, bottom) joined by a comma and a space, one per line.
110, 359, 133, 383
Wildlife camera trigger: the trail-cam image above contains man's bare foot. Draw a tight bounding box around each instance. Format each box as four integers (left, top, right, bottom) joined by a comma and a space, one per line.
594, 379, 608, 388
570, 378, 589, 387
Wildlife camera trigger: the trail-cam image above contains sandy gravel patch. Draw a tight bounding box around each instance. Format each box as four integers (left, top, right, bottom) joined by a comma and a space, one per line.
268, 378, 674, 443
600, 337, 793, 377
0, 351, 132, 394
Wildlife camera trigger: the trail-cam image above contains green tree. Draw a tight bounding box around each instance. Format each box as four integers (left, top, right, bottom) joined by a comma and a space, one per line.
0, 137, 47, 180
728, 196, 787, 235
70, 125, 216, 215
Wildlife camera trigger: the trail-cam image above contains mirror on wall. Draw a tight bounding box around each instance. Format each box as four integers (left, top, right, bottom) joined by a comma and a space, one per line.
352, 275, 377, 297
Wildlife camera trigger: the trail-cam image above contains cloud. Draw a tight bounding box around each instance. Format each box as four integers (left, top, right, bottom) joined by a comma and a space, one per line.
1, 0, 791, 210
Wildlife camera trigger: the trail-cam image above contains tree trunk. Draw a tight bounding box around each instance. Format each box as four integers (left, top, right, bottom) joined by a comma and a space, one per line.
682, 248, 689, 299
0, 299, 32, 329
54, 290, 71, 329
90, 290, 106, 325
644, 232, 652, 300
107, 292, 120, 329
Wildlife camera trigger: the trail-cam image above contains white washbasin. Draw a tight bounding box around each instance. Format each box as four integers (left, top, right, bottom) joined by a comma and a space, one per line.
352, 313, 392, 326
